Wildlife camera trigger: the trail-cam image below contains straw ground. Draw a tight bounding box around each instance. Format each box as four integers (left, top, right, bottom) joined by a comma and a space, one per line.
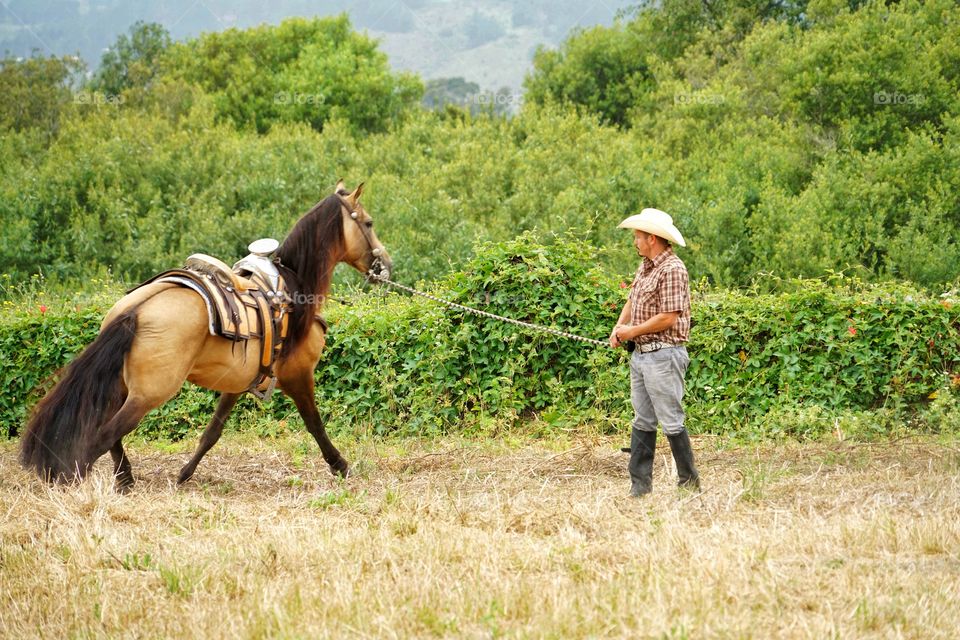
1, 431, 958, 638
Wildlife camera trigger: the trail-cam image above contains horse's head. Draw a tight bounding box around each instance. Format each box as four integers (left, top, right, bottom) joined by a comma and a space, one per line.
335, 180, 393, 283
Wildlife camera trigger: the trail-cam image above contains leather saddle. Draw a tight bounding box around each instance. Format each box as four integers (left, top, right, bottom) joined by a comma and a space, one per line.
133, 242, 293, 400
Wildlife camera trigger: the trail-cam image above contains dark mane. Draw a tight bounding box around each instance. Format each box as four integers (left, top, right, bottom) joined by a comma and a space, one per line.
275, 194, 345, 356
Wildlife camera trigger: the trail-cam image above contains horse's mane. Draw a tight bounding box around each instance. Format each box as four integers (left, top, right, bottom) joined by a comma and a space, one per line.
275, 194, 345, 356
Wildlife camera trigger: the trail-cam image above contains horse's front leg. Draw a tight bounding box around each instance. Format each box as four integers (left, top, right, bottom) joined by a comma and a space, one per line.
281, 372, 349, 478
177, 392, 240, 485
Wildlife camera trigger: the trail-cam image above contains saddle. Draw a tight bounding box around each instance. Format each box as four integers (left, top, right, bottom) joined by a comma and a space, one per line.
134, 240, 293, 400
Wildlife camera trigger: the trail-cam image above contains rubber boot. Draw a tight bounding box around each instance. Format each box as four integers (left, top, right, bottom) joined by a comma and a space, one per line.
666, 430, 700, 490
628, 429, 657, 497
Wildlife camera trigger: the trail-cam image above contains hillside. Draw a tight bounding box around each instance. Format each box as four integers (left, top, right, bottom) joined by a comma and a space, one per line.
0, 0, 634, 91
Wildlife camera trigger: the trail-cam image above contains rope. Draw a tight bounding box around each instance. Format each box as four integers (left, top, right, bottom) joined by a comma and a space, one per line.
367, 273, 610, 348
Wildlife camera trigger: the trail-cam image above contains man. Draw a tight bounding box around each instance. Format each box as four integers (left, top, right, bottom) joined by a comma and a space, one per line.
609, 208, 699, 496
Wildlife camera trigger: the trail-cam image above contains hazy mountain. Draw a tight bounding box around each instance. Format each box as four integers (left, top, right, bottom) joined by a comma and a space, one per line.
0, 0, 636, 91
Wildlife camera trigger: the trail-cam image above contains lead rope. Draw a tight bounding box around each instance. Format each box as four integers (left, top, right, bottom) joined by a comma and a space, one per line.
366, 271, 610, 348
343, 200, 610, 348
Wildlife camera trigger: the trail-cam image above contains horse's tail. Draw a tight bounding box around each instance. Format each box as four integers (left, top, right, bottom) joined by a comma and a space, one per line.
19, 307, 139, 482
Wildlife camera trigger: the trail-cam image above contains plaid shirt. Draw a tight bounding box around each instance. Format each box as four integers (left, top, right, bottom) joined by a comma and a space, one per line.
627, 247, 690, 345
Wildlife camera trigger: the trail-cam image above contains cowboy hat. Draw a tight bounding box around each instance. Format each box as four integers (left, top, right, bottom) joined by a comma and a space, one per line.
618, 208, 686, 247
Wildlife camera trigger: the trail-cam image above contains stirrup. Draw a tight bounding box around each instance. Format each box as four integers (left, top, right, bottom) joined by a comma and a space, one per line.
249, 376, 277, 401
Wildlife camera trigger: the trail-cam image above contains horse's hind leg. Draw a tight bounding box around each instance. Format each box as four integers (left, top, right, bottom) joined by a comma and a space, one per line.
82, 395, 153, 485
110, 440, 135, 493
177, 392, 240, 485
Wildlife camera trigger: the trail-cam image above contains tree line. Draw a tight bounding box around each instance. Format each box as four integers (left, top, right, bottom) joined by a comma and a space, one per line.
1, 1, 958, 291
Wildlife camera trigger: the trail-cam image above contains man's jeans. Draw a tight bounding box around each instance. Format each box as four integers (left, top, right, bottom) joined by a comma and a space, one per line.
630, 345, 689, 436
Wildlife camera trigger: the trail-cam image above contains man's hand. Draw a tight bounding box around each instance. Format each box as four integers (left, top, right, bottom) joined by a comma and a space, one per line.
609, 324, 631, 348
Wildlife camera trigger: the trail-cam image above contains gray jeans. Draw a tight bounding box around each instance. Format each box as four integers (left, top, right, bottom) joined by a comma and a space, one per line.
630, 346, 690, 436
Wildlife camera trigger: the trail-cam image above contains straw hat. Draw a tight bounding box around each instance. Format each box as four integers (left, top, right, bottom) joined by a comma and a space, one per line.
618, 208, 686, 247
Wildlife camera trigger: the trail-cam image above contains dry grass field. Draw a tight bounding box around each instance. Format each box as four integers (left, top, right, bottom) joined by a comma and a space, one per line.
1, 431, 958, 639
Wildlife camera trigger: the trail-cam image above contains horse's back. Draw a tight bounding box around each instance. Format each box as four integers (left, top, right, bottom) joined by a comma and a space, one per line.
101, 281, 179, 330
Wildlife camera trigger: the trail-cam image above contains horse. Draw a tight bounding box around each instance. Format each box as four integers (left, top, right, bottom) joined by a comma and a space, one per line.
19, 181, 392, 491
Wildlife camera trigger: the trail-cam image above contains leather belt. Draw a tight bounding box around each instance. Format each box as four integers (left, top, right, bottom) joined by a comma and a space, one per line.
637, 340, 667, 353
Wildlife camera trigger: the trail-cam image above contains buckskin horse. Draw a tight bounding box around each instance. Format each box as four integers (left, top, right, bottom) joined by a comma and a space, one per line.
19, 181, 391, 491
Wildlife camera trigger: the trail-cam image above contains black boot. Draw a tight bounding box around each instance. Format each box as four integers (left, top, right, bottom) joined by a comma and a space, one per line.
666, 430, 700, 490
628, 429, 657, 497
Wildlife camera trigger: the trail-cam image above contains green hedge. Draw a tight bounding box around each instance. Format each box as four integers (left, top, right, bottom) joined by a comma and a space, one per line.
3, 237, 960, 441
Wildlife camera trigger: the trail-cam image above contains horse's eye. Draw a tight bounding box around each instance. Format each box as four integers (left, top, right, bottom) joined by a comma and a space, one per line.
365, 221, 374, 229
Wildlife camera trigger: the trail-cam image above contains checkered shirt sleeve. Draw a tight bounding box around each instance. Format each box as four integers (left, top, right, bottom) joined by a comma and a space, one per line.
658, 264, 688, 314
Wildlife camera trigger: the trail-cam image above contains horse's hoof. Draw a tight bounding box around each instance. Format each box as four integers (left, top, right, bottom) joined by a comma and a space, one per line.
330, 459, 350, 479
115, 476, 135, 494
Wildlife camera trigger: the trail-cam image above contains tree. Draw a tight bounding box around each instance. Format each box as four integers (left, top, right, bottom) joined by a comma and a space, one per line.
89, 21, 172, 97
524, 0, 814, 126
525, 24, 651, 127
159, 15, 423, 134
0, 53, 85, 138
422, 77, 481, 110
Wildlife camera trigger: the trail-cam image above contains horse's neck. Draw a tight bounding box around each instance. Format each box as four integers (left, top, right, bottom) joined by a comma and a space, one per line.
289, 253, 340, 308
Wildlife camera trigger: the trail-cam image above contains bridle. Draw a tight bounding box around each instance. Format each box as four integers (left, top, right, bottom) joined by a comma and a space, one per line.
340, 198, 390, 283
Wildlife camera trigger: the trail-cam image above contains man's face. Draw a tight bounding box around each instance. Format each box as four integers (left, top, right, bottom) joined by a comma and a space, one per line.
634, 230, 653, 259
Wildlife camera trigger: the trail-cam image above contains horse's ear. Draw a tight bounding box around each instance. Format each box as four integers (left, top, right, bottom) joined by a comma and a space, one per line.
335, 178, 346, 194
346, 182, 365, 207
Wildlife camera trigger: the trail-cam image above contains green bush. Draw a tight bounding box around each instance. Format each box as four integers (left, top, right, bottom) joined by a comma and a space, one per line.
3, 238, 959, 441
315, 233, 626, 436
686, 275, 960, 437
0, 302, 102, 438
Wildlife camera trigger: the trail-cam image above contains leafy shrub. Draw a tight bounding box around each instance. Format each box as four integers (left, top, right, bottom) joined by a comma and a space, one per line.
687, 275, 960, 435
315, 232, 626, 436
0, 303, 102, 438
